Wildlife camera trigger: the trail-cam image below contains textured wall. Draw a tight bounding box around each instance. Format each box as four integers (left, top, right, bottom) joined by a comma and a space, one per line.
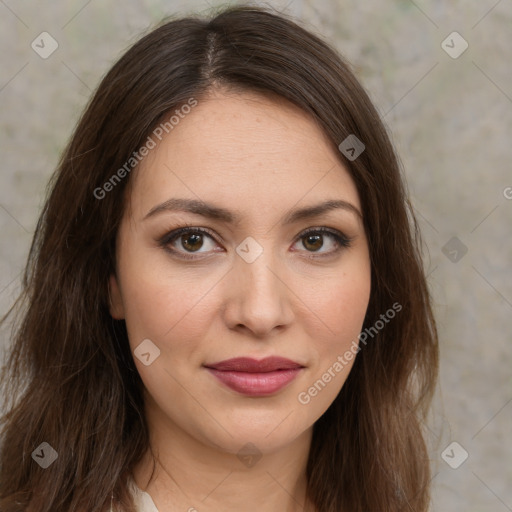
1, 0, 511, 510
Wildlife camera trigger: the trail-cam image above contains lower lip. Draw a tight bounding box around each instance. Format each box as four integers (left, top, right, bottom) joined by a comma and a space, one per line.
206, 368, 302, 396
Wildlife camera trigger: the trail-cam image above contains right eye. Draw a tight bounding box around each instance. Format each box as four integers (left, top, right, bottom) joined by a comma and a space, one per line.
158, 226, 224, 260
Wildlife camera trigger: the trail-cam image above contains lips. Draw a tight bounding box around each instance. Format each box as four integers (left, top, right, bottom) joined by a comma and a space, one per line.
204, 357, 304, 396
205, 356, 303, 372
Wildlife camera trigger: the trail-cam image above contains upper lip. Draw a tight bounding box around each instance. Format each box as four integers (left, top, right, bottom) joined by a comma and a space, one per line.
204, 357, 303, 373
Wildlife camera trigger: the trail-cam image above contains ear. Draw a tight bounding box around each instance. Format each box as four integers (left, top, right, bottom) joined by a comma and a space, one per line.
108, 273, 125, 320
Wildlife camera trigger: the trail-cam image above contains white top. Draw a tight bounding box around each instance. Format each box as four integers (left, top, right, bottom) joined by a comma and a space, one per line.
110, 477, 159, 512
129, 478, 160, 512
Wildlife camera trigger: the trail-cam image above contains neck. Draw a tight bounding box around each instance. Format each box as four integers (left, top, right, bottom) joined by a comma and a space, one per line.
132, 399, 316, 512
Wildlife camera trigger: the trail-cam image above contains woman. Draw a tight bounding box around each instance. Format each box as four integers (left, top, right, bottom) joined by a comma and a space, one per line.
0, 5, 439, 511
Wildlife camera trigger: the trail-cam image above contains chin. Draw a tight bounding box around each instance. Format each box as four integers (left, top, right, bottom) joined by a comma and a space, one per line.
195, 412, 311, 455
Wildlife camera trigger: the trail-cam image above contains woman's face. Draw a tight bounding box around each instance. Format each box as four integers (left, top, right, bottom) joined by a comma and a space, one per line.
109, 89, 371, 456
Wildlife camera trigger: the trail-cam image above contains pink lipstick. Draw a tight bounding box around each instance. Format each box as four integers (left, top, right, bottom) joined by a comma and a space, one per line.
204, 356, 303, 396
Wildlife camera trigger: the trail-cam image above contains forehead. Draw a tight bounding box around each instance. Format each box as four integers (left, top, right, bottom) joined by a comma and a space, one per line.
129, 90, 362, 221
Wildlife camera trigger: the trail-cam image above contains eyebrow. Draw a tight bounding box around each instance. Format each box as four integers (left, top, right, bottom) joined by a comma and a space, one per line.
143, 197, 362, 224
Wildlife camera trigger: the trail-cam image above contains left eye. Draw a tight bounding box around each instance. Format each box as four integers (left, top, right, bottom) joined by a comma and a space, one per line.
291, 228, 352, 255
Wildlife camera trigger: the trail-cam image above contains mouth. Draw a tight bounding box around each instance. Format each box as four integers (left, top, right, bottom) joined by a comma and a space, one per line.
203, 357, 304, 396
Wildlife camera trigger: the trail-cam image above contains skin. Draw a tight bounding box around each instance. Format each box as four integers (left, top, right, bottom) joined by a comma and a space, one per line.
109, 87, 371, 512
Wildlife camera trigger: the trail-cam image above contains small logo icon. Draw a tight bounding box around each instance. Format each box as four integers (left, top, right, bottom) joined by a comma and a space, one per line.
237, 442, 262, 468
441, 32, 468, 59
236, 236, 264, 264
31, 442, 58, 469
441, 441, 468, 469
134, 338, 161, 366
442, 236, 468, 263
31, 32, 59, 59
338, 134, 365, 161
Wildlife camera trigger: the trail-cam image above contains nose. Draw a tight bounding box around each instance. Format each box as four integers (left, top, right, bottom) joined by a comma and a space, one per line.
222, 246, 295, 338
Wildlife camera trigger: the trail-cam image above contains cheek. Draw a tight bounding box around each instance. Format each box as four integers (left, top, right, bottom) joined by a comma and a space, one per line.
119, 265, 221, 412
306, 266, 371, 344
119, 256, 222, 356
337, 276, 370, 336
293, 273, 370, 416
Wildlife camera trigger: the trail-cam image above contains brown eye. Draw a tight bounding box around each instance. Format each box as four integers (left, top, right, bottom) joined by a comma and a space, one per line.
302, 234, 323, 251
159, 226, 352, 261
159, 227, 220, 259
292, 228, 352, 257
181, 233, 204, 252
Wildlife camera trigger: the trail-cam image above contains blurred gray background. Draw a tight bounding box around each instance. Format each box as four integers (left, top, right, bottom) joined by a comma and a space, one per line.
1, 0, 511, 510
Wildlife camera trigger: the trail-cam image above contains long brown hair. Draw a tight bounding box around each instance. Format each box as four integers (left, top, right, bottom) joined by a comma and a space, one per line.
0, 5, 438, 511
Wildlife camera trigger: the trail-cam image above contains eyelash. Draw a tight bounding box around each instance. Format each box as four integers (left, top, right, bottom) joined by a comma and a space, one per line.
158, 224, 353, 261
